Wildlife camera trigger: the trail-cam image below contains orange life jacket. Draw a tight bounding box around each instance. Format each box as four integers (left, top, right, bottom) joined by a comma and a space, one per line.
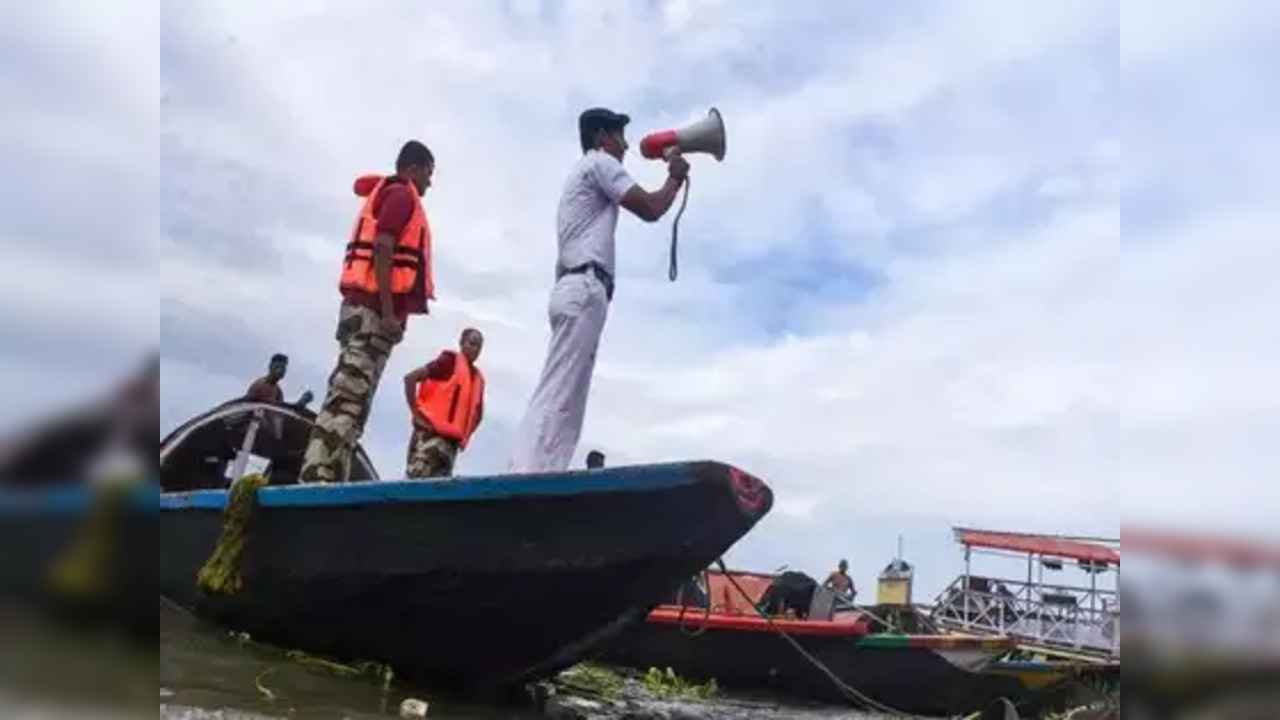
339, 174, 434, 312
415, 351, 484, 449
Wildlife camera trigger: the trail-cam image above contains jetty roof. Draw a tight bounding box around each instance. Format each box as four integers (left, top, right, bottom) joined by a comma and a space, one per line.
1122, 528, 1280, 568
955, 527, 1120, 565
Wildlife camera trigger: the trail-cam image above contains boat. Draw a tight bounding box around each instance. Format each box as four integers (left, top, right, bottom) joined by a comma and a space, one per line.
157, 399, 774, 695
1115, 528, 1280, 717
594, 568, 1049, 717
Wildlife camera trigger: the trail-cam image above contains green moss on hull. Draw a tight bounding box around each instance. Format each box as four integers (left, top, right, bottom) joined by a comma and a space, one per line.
197, 473, 269, 596
48, 474, 142, 601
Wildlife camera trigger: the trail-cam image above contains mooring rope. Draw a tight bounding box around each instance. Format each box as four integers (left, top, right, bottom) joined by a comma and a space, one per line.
48, 474, 141, 600
675, 565, 712, 637
197, 473, 270, 596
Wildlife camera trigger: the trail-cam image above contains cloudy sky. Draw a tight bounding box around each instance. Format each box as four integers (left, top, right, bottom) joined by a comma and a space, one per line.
3, 0, 1278, 596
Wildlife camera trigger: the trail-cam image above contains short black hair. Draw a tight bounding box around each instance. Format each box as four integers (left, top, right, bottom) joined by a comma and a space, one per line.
270, 353, 288, 365
396, 140, 434, 172
578, 108, 631, 153
585, 450, 606, 468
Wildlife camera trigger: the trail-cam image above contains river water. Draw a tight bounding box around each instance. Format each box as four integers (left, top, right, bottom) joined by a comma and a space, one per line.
0, 601, 881, 719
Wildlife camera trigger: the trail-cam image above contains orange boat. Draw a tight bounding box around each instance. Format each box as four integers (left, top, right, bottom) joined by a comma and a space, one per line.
594, 568, 1109, 717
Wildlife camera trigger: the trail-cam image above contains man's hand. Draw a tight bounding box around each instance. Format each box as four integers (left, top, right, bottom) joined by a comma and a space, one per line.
666, 152, 690, 181
378, 315, 404, 344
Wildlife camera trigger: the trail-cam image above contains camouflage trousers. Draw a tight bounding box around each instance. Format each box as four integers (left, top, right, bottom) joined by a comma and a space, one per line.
405, 424, 459, 479
298, 301, 398, 483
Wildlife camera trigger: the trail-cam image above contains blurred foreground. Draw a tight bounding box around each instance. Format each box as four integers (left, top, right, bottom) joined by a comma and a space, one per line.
1, 361, 1279, 717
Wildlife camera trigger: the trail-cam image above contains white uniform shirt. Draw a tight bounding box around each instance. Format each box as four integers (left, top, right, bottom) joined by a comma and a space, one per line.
554, 149, 636, 279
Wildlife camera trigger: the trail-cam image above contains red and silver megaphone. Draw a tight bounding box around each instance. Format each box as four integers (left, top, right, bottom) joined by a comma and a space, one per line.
639, 108, 726, 162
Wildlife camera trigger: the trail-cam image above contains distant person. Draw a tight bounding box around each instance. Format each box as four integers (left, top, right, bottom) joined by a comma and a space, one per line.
299, 140, 437, 484
245, 353, 314, 408
507, 108, 689, 474
402, 328, 486, 479
585, 450, 605, 469
824, 559, 856, 600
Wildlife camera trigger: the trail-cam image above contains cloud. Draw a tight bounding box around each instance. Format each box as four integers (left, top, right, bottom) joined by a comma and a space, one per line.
3, 0, 1278, 595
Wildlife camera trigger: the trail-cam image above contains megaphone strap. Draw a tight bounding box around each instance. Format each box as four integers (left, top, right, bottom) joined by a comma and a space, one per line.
669, 178, 690, 282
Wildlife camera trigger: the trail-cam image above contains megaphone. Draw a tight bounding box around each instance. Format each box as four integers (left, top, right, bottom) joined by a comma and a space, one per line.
639, 107, 726, 162
636, 108, 727, 284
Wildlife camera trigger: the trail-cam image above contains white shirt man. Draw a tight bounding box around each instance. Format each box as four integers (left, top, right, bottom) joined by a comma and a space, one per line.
508, 108, 689, 474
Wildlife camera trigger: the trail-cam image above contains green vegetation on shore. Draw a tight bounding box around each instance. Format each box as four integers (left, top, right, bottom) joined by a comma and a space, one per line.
555, 662, 716, 702
556, 663, 626, 700
641, 666, 717, 700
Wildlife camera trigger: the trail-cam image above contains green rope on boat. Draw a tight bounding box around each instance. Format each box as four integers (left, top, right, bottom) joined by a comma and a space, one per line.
48, 474, 141, 600
197, 473, 270, 596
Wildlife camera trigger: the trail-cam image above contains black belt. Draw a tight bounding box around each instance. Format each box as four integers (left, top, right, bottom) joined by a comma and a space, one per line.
557, 262, 614, 301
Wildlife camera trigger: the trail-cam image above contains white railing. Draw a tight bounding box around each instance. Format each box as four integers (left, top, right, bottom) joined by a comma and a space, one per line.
930, 575, 1119, 657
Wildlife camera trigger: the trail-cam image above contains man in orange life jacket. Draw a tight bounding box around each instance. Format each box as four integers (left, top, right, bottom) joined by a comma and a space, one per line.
298, 140, 436, 484
402, 328, 485, 479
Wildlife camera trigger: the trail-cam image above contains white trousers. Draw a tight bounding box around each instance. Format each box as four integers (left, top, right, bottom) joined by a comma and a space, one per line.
508, 273, 610, 474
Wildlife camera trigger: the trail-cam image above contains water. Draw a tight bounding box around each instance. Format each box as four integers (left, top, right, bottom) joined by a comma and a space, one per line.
160, 601, 515, 720
1, 602, 880, 719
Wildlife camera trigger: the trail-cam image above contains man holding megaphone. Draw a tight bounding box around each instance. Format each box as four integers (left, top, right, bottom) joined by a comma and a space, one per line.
507, 107, 690, 474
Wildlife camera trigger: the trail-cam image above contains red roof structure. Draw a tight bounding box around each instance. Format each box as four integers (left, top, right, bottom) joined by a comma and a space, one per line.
1122, 529, 1280, 568
955, 527, 1120, 565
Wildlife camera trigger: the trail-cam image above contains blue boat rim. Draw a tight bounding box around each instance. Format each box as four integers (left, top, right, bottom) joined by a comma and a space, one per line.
0, 483, 159, 514
161, 461, 714, 510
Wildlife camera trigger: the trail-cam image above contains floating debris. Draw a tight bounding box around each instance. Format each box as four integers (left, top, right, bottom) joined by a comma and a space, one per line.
399, 697, 430, 717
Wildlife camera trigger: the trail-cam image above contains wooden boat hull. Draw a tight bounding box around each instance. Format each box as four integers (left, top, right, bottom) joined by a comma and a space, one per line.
159, 460, 773, 694
0, 484, 157, 638
596, 606, 1040, 717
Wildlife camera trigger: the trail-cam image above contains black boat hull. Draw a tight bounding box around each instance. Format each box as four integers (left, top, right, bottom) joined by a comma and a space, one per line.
160, 460, 773, 694
0, 485, 157, 638
596, 613, 1095, 717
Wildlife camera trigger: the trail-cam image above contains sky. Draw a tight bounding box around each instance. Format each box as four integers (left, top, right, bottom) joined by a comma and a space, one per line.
1, 0, 1278, 599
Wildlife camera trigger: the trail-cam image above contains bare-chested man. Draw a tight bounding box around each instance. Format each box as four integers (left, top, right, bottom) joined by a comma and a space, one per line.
245, 353, 313, 408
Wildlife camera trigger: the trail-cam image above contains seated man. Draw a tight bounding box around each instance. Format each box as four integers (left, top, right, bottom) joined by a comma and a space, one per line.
245, 353, 313, 408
